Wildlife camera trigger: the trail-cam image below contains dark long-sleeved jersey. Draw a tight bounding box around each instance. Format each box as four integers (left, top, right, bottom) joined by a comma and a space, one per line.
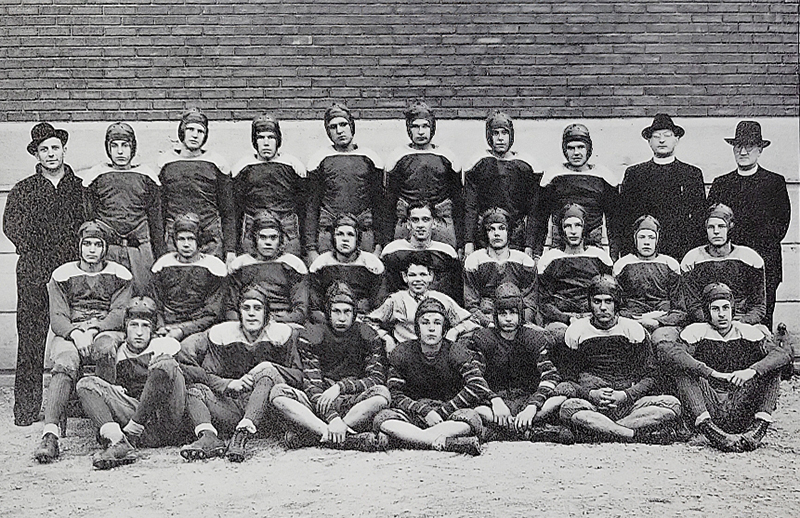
385, 144, 464, 247
386, 339, 492, 420
47, 261, 133, 338
226, 253, 309, 325
465, 326, 560, 410
680, 245, 766, 325
463, 248, 537, 324
299, 321, 387, 422
304, 145, 385, 250
381, 239, 462, 303
536, 246, 613, 325
151, 252, 227, 337
113, 337, 181, 399
462, 151, 543, 248
81, 163, 165, 257
158, 149, 235, 252
613, 254, 686, 327
308, 251, 384, 314
562, 316, 656, 402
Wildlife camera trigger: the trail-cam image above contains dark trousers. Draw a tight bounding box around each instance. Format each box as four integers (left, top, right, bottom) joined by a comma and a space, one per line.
14, 278, 49, 423
765, 280, 779, 331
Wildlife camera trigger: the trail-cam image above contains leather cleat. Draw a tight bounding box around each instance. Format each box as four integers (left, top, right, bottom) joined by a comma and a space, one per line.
225, 428, 253, 463
180, 431, 226, 461
698, 420, 744, 453
284, 429, 320, 450
92, 435, 137, 470
34, 433, 60, 464
526, 424, 575, 445
443, 436, 482, 456
340, 431, 389, 452
740, 419, 770, 452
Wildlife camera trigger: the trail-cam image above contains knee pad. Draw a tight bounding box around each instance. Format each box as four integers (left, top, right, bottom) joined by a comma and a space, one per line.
91, 333, 120, 362
362, 385, 391, 406
652, 326, 679, 345
251, 361, 280, 384
75, 375, 105, 396
559, 398, 593, 422
148, 355, 179, 376
268, 383, 295, 403
373, 409, 403, 434
448, 408, 484, 436
186, 383, 214, 402
50, 361, 79, 382
652, 395, 683, 418
554, 381, 577, 399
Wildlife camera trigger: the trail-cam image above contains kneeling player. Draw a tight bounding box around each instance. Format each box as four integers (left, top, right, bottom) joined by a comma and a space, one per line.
373, 299, 492, 455
271, 282, 390, 451
658, 283, 790, 452
76, 298, 189, 469
558, 275, 682, 443
466, 284, 573, 444
179, 285, 306, 462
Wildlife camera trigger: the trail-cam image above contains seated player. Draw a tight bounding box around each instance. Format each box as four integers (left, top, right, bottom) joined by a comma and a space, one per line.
463, 111, 543, 257
366, 257, 478, 353
681, 203, 766, 329
658, 283, 791, 452
558, 275, 682, 443
466, 284, 573, 444
537, 203, 613, 334
271, 282, 390, 451
35, 222, 133, 464
151, 213, 227, 342
463, 208, 537, 326
308, 213, 385, 320
373, 298, 492, 455
381, 200, 462, 303
613, 215, 685, 343
82, 122, 164, 295
179, 285, 306, 463
227, 210, 308, 325
232, 113, 306, 256
76, 297, 190, 469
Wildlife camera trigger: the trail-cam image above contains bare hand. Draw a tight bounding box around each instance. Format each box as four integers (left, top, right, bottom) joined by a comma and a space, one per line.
491, 398, 513, 429
166, 327, 184, 341
599, 389, 627, 408
240, 373, 254, 391
71, 330, 93, 358
514, 405, 538, 432
382, 335, 397, 354
710, 370, 732, 383
464, 243, 475, 257
524, 247, 535, 260
317, 384, 341, 416
588, 389, 606, 405
730, 368, 757, 387
425, 410, 444, 427
373, 244, 383, 257
327, 417, 348, 444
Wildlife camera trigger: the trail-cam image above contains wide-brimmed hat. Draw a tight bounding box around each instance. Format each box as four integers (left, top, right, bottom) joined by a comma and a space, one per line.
724, 120, 770, 148
27, 122, 69, 156
641, 114, 684, 139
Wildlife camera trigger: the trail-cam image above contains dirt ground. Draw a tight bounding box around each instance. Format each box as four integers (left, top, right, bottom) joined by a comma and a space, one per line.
1, 380, 800, 518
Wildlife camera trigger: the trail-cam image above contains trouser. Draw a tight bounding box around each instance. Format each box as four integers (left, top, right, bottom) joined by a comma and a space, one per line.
185, 361, 290, 437
559, 394, 682, 422
270, 383, 390, 432
75, 356, 190, 447
14, 277, 49, 423
165, 217, 224, 260
105, 242, 155, 297
673, 372, 780, 433
394, 198, 457, 249
765, 280, 779, 331
241, 212, 302, 257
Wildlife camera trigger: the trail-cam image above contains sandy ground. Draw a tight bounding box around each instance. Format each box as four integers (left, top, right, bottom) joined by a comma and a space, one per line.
1, 380, 800, 518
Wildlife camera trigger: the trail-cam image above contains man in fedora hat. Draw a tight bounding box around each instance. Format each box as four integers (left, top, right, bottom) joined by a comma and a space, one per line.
708, 121, 791, 330
3, 122, 85, 427
619, 114, 707, 261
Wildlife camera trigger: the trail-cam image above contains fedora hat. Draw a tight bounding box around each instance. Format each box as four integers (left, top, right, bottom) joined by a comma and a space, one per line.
724, 120, 770, 148
27, 122, 69, 156
641, 114, 684, 139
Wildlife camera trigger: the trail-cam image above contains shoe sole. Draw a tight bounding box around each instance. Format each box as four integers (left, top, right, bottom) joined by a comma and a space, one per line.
34, 453, 58, 464
179, 445, 226, 461
93, 455, 137, 470
226, 450, 245, 463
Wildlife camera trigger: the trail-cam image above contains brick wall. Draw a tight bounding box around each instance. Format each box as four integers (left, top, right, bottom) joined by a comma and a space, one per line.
0, 1, 797, 121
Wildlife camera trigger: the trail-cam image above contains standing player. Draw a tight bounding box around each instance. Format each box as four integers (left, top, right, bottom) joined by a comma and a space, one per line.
385, 100, 464, 250
158, 108, 235, 263
232, 113, 306, 256
82, 122, 164, 295
4, 122, 85, 427
463, 111, 543, 257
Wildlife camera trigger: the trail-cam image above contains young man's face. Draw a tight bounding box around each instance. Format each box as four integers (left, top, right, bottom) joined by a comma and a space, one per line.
635, 229, 658, 258
706, 218, 729, 247
109, 140, 133, 168
402, 264, 433, 296
333, 225, 358, 256
565, 141, 589, 168
255, 228, 281, 260
590, 294, 616, 328
648, 130, 678, 158
126, 318, 153, 353
256, 130, 279, 160
409, 119, 432, 146
709, 299, 733, 334
733, 143, 762, 170
487, 222, 509, 250
408, 207, 434, 242
182, 123, 206, 151
36, 137, 65, 172
490, 128, 511, 155
562, 217, 584, 247
240, 300, 267, 334
175, 231, 199, 260
80, 237, 104, 265
326, 117, 353, 148
418, 312, 444, 346
329, 302, 355, 332
496, 308, 520, 334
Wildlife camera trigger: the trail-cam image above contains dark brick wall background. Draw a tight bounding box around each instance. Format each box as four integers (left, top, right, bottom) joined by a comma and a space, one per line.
0, 1, 797, 122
